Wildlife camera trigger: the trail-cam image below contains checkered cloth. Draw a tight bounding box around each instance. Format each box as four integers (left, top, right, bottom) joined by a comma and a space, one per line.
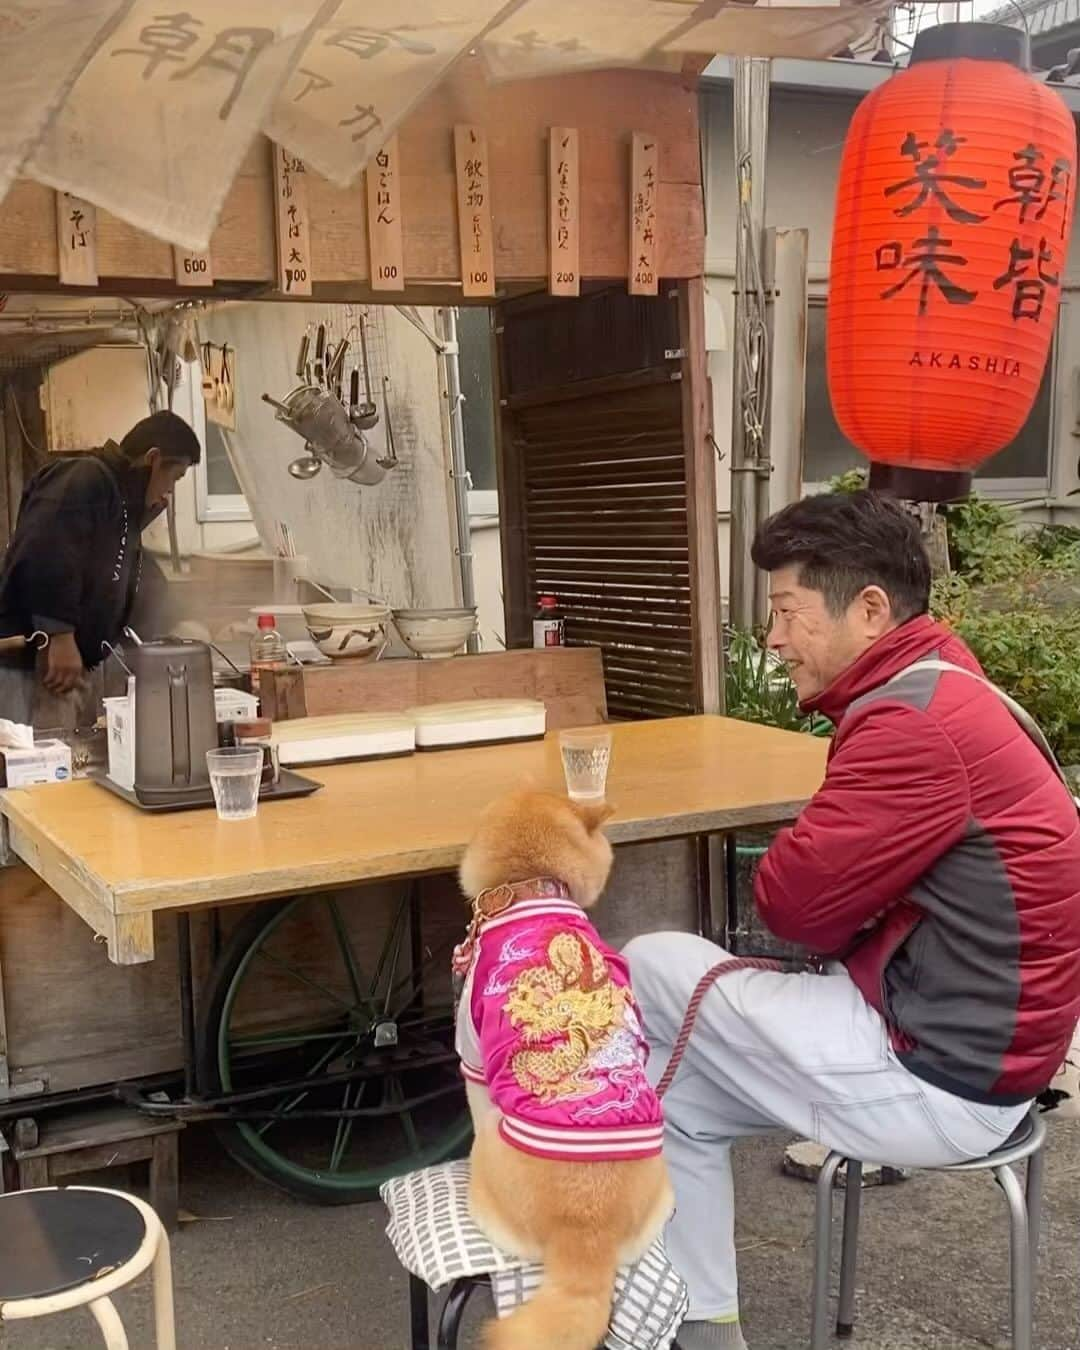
381, 1159, 688, 1350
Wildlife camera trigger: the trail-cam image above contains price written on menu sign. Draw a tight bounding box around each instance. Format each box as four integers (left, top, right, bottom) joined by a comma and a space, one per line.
629, 132, 659, 296
56, 192, 98, 287
548, 127, 580, 297
454, 125, 495, 299
273, 143, 313, 298
173, 246, 214, 288
365, 134, 405, 292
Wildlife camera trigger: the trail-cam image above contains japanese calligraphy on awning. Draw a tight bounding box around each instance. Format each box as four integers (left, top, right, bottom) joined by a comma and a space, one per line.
27, 0, 337, 252
266, 0, 509, 188
0, 0, 893, 252
0, 0, 126, 203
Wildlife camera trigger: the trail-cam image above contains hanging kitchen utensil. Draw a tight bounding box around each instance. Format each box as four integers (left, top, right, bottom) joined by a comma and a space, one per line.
327, 338, 349, 387
295, 332, 310, 381
377, 376, 399, 471
350, 315, 380, 430
0, 631, 48, 655
264, 388, 391, 487
314, 324, 327, 386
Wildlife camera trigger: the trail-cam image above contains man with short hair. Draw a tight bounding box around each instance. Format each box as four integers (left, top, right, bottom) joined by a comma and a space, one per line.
628, 490, 1080, 1350
0, 410, 201, 725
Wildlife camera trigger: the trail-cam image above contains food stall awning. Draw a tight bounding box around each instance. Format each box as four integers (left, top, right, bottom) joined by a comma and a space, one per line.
1, 0, 890, 254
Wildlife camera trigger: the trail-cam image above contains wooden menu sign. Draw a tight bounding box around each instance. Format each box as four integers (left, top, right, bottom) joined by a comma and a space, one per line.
56, 192, 98, 287
173, 247, 213, 287
454, 125, 495, 298
272, 143, 312, 298
629, 132, 659, 297
548, 127, 580, 297
365, 135, 405, 292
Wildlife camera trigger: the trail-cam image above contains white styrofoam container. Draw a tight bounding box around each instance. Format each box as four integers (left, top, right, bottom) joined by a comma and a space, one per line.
215, 688, 260, 724
104, 679, 136, 790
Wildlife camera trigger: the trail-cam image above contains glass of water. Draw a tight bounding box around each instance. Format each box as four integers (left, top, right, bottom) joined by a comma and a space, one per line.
559, 728, 613, 802
207, 747, 263, 821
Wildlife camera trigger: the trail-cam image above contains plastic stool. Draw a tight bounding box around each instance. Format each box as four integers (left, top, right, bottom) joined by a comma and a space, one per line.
0, 1185, 176, 1349
811, 1108, 1046, 1350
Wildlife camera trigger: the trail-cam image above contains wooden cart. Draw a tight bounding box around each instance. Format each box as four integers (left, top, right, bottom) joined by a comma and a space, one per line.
0, 714, 825, 1201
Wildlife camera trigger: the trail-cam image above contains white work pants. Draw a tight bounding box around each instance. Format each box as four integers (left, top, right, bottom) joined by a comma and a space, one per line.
625, 932, 1030, 1321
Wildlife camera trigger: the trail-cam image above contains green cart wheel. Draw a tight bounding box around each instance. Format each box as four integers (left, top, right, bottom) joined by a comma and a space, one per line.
197, 891, 472, 1205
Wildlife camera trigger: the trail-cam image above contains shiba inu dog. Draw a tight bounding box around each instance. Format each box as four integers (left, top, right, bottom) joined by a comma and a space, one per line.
455, 790, 673, 1350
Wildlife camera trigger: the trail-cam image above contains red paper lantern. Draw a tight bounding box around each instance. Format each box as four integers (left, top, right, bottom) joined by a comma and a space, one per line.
827, 23, 1077, 500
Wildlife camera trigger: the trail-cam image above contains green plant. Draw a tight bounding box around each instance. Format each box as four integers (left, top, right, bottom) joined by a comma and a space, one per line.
724, 627, 832, 737
828, 468, 868, 495
932, 577, 1080, 763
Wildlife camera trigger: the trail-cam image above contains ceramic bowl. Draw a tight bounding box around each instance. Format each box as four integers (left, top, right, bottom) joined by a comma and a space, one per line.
392, 607, 477, 660
301, 602, 390, 662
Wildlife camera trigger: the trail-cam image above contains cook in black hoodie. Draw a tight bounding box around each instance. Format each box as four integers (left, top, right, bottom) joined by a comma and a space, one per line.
0, 411, 201, 724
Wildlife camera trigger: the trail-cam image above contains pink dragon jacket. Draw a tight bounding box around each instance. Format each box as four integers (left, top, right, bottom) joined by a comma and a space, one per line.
454, 883, 664, 1162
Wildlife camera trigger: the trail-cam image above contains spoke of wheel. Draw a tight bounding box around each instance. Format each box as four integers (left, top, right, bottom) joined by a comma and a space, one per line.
388, 1074, 421, 1155
252, 1034, 355, 1138
367, 891, 410, 1004
229, 1028, 350, 1050
328, 1082, 356, 1172
382, 914, 408, 1016
253, 947, 353, 1012
324, 896, 371, 1015
385, 935, 456, 1019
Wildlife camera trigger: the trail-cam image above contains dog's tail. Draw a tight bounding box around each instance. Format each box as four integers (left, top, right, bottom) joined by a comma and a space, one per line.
482, 1225, 617, 1350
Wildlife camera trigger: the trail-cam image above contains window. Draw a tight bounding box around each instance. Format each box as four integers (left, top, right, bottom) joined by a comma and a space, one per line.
803, 299, 1054, 492
196, 419, 250, 522
456, 307, 499, 517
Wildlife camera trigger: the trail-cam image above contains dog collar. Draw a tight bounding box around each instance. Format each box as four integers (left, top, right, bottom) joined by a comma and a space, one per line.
452, 877, 571, 997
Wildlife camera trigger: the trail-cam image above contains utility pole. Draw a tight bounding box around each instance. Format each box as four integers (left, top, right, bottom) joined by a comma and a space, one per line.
727, 56, 772, 630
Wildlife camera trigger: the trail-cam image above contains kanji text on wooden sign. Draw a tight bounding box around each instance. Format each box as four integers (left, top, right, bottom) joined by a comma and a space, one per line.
56, 193, 98, 287
273, 143, 312, 297
454, 125, 496, 298
548, 127, 580, 297
366, 134, 405, 292
630, 132, 659, 297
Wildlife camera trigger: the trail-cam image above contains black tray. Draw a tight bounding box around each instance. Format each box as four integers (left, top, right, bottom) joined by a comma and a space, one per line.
88, 767, 322, 814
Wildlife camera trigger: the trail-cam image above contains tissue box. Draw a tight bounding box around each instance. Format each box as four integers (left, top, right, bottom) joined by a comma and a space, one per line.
0, 739, 73, 788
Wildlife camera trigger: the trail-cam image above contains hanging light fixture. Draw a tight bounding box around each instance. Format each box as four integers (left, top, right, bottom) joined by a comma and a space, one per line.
827, 23, 1077, 500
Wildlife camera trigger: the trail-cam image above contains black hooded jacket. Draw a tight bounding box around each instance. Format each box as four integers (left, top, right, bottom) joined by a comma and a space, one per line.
0, 445, 153, 669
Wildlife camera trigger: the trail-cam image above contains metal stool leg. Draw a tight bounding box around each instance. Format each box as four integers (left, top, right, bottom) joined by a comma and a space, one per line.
996, 1163, 1033, 1350
410, 1274, 431, 1349
836, 1160, 863, 1338
1025, 1139, 1046, 1277
88, 1297, 130, 1350
811, 1151, 846, 1350
437, 1277, 481, 1350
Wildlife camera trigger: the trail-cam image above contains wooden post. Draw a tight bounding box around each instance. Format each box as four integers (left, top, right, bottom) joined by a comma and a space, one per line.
548, 127, 580, 297
173, 247, 213, 288
55, 193, 97, 287
629, 133, 659, 296
365, 135, 405, 292
454, 125, 495, 298
679, 278, 723, 715
272, 144, 312, 297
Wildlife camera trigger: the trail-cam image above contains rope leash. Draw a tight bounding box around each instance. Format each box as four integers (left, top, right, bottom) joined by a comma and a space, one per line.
655, 957, 786, 1100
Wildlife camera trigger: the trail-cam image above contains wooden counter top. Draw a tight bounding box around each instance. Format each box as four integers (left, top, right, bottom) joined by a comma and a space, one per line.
0, 717, 827, 965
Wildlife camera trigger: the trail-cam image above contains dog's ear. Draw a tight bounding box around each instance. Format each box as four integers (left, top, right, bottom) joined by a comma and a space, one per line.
571, 800, 615, 833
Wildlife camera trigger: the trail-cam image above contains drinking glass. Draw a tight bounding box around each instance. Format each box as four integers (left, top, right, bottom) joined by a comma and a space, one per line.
559, 728, 613, 802
207, 747, 263, 821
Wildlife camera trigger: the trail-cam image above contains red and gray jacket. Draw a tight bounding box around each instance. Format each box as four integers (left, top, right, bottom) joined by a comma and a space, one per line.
755, 615, 1080, 1105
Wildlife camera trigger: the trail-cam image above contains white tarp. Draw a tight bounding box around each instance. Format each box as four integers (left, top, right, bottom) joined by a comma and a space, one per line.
0, 0, 127, 202
0, 0, 890, 252
265, 1, 510, 188
26, 0, 337, 251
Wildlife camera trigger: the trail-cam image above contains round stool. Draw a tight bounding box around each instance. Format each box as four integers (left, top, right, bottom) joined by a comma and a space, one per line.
0, 1186, 176, 1349
811, 1108, 1046, 1350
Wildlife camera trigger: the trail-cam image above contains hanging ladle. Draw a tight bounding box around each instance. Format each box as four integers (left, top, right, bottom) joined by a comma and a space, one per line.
349, 317, 380, 430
